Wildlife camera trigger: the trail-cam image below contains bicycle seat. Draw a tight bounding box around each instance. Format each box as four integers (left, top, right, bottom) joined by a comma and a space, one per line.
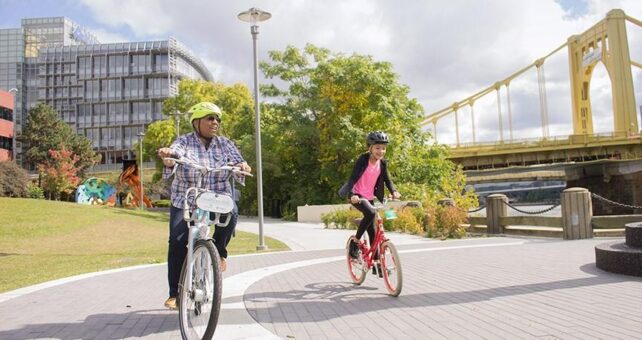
195, 191, 235, 213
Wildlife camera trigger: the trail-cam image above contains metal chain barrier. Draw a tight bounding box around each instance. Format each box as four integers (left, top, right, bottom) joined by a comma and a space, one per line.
466, 206, 486, 213
591, 193, 642, 210
501, 200, 560, 215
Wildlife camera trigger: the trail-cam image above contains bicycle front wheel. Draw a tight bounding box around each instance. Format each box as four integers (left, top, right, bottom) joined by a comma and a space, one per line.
380, 241, 403, 296
178, 239, 222, 340
346, 236, 367, 285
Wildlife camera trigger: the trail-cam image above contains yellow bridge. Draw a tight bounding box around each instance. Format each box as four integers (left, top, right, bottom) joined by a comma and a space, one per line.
422, 9, 642, 171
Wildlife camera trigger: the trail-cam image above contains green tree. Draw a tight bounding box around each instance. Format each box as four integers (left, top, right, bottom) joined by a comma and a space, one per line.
19, 103, 99, 175
259, 44, 454, 213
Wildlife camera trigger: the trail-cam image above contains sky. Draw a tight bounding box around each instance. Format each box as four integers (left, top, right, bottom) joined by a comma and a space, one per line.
1, 0, 641, 145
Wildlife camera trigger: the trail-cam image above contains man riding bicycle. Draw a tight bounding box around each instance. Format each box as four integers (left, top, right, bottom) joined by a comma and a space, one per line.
158, 101, 251, 310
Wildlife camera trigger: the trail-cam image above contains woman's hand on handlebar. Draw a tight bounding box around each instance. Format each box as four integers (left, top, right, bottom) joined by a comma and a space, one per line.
350, 195, 360, 204
392, 191, 401, 200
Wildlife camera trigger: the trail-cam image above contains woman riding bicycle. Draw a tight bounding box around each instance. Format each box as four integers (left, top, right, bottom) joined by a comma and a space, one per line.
338, 131, 401, 275
157, 101, 251, 310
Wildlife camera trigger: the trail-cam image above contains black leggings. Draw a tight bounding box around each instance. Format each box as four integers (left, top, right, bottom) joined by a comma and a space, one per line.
351, 199, 376, 253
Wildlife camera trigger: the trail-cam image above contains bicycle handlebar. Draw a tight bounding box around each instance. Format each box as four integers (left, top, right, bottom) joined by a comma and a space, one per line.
164, 157, 253, 177
357, 197, 399, 209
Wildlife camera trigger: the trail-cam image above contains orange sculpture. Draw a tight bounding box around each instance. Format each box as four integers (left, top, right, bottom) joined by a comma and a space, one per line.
119, 162, 153, 208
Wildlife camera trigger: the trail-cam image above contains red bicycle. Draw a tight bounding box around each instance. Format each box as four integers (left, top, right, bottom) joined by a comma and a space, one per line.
346, 198, 403, 296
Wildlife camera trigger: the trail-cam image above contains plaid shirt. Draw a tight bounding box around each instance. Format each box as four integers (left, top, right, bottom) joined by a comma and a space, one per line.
163, 132, 246, 209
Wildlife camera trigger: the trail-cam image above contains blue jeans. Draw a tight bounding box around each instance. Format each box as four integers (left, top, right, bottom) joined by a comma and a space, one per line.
167, 204, 238, 298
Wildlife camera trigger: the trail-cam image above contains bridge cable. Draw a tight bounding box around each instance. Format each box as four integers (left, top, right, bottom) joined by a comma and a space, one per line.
496, 86, 504, 142
506, 83, 513, 141
625, 15, 642, 28
536, 64, 550, 138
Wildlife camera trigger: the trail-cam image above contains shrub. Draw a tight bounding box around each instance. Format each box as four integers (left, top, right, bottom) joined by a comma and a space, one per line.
27, 183, 45, 199
281, 210, 297, 221
152, 199, 171, 207
392, 208, 422, 234
321, 209, 361, 229
428, 205, 467, 240
0, 161, 30, 197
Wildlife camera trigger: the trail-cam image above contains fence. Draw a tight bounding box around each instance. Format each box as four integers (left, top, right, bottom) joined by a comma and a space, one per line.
467, 188, 642, 239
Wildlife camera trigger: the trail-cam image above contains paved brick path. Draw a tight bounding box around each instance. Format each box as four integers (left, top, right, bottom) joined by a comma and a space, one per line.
0, 220, 640, 339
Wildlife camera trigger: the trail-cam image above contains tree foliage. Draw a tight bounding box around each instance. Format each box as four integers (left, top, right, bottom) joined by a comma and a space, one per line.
19, 103, 99, 175
151, 46, 460, 218
38, 146, 81, 200
259, 44, 454, 213
0, 161, 31, 197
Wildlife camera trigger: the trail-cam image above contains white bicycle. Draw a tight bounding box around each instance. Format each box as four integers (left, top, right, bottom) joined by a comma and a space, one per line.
165, 157, 251, 340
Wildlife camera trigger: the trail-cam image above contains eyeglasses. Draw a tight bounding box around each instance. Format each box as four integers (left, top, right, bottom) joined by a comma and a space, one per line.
205, 115, 221, 123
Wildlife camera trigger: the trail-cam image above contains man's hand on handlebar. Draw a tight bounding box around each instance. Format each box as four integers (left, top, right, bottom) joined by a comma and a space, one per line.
237, 162, 251, 173
158, 148, 176, 167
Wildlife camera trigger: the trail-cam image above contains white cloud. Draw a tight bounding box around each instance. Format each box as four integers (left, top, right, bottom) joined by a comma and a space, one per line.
73, 0, 642, 144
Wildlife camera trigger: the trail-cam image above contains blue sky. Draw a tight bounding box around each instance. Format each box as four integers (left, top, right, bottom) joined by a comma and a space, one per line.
1, 0, 641, 144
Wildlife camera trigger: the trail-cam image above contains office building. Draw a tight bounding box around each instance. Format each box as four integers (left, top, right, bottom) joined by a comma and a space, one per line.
0, 17, 212, 168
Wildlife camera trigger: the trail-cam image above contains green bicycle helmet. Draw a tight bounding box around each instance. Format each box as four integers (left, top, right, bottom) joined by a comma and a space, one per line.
188, 102, 222, 124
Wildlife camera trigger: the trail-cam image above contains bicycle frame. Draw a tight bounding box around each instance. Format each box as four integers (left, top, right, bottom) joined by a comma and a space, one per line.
167, 157, 248, 295
356, 199, 390, 269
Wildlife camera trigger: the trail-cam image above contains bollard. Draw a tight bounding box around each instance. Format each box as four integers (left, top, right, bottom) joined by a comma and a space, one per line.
561, 187, 593, 240
486, 194, 508, 234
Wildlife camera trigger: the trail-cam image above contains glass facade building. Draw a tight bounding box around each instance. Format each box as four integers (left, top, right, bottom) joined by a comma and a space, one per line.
0, 17, 212, 168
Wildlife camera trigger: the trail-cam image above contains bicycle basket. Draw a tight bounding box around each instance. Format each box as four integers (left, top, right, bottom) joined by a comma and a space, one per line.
195, 192, 234, 214
383, 209, 398, 220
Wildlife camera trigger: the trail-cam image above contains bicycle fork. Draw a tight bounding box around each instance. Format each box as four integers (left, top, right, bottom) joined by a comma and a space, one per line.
184, 215, 211, 303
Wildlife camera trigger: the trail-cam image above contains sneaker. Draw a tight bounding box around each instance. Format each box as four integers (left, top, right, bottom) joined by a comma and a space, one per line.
349, 241, 359, 259
164, 297, 177, 310
220, 258, 227, 272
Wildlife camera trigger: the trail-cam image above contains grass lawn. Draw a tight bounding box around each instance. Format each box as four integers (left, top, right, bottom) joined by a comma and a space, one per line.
0, 197, 289, 293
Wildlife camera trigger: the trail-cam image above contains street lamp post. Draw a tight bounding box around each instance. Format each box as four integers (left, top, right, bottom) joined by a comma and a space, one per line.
137, 131, 145, 210
238, 7, 271, 251
168, 110, 181, 137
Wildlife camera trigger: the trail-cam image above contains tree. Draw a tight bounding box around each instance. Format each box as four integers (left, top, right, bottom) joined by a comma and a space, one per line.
259, 44, 454, 213
19, 103, 99, 175
38, 146, 81, 200
0, 161, 31, 197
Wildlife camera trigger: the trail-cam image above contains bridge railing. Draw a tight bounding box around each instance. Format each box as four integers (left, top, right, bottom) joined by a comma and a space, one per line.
452, 131, 640, 150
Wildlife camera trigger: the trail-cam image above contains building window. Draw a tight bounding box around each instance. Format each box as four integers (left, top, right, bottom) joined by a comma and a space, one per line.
0, 107, 13, 122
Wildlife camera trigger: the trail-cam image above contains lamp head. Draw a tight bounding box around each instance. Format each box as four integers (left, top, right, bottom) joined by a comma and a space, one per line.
238, 8, 271, 25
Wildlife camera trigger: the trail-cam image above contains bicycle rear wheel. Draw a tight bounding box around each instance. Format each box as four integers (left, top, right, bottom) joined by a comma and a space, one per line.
380, 241, 403, 296
346, 236, 367, 284
178, 239, 222, 340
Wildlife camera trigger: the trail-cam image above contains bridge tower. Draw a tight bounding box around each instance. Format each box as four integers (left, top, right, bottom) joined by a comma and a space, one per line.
567, 9, 638, 138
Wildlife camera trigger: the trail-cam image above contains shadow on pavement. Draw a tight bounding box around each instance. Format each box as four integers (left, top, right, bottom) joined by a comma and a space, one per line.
0, 309, 178, 340
243, 268, 642, 324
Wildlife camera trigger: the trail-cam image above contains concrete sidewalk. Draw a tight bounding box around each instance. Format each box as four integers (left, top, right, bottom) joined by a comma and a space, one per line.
0, 219, 641, 339
235, 217, 430, 251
